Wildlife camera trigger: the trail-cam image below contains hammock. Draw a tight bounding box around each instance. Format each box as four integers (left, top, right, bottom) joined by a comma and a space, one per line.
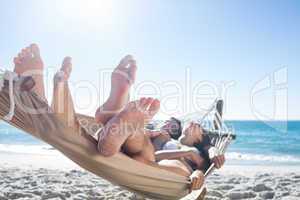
0, 71, 235, 200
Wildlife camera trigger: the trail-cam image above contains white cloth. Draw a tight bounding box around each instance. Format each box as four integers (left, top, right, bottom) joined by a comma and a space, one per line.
162, 140, 180, 150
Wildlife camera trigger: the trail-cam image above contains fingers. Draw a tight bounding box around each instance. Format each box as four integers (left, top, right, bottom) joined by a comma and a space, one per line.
190, 170, 205, 192
190, 176, 204, 191
213, 155, 225, 169
213, 157, 221, 169
220, 154, 225, 166
190, 177, 196, 193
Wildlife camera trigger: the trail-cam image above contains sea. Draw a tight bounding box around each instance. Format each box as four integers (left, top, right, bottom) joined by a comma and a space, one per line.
0, 121, 299, 166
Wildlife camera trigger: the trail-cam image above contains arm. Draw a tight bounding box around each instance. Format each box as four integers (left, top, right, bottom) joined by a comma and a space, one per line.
149, 159, 205, 192
155, 149, 204, 169
155, 149, 192, 162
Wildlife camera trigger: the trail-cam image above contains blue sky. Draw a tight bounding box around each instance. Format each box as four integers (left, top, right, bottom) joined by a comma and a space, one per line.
0, 0, 299, 120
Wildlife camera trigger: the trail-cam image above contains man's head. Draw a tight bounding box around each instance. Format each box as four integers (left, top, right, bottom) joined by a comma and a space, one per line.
161, 117, 182, 140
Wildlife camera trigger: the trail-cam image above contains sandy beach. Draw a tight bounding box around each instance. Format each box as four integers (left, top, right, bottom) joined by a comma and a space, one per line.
0, 152, 299, 200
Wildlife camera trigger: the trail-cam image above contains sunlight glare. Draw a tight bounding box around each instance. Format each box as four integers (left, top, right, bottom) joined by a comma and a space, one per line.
60, 0, 114, 29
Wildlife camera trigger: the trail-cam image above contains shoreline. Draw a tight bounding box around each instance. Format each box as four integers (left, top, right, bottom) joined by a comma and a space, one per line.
1, 151, 300, 173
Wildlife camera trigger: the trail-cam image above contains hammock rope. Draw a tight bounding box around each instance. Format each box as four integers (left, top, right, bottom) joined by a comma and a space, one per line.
0, 70, 18, 121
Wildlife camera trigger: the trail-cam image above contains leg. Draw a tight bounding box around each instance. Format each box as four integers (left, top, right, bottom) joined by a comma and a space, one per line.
51, 57, 77, 128
95, 55, 137, 125
98, 98, 192, 177
98, 97, 160, 157
13, 44, 46, 101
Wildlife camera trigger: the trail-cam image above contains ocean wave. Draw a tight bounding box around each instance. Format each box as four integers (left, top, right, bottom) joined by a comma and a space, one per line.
227, 152, 300, 163
0, 144, 59, 155
1, 143, 300, 164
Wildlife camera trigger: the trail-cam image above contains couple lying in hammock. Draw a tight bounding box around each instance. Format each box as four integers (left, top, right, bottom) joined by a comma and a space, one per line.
13, 44, 225, 192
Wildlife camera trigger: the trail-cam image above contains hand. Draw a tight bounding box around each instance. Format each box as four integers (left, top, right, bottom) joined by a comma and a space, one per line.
189, 170, 205, 192
187, 151, 204, 169
211, 154, 225, 169
146, 130, 163, 138
157, 131, 171, 141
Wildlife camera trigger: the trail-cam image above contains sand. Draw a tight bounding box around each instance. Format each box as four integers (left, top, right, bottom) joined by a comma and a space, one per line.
0, 152, 300, 200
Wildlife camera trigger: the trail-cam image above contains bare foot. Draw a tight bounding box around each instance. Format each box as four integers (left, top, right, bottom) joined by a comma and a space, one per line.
98, 97, 160, 157
111, 55, 137, 99
95, 55, 137, 124
52, 57, 76, 127
121, 97, 160, 124
13, 44, 46, 100
54, 57, 72, 83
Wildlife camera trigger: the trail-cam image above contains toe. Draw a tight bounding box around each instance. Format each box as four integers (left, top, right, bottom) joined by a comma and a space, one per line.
128, 100, 140, 110
61, 56, 72, 71
128, 59, 137, 84
24, 47, 32, 60
20, 49, 26, 58
148, 99, 160, 116
13, 57, 21, 65
13, 57, 22, 74
54, 57, 72, 82
138, 97, 148, 110
117, 55, 133, 69
144, 97, 154, 108
62, 56, 72, 66
30, 43, 41, 58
